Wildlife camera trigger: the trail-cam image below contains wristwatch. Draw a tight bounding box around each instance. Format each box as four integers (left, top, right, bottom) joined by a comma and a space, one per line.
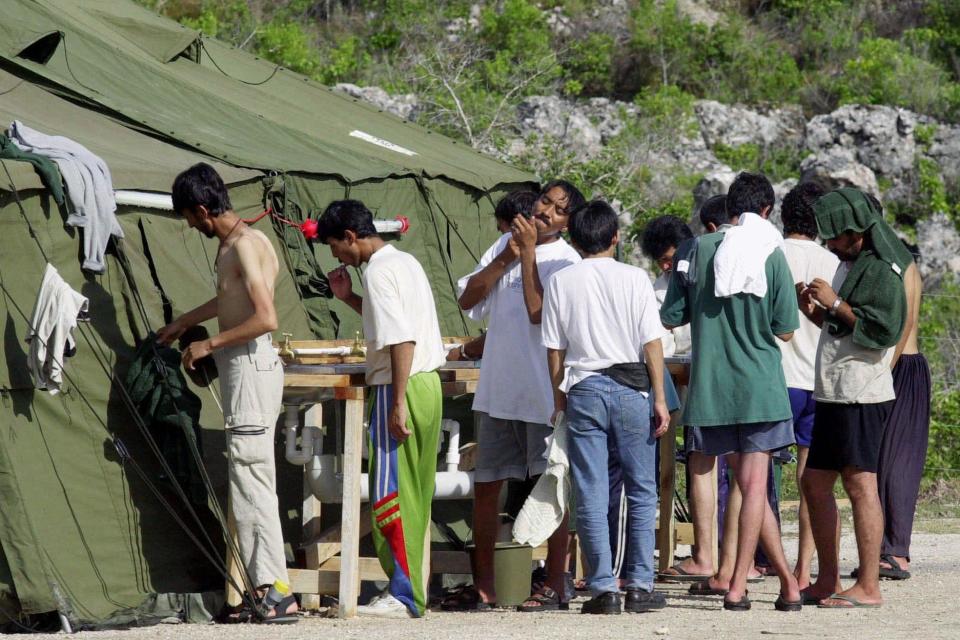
829, 297, 843, 315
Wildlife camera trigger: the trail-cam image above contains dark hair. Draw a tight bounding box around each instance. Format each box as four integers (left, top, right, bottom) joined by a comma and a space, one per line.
540, 179, 586, 216
727, 172, 774, 218
569, 199, 618, 254
316, 199, 378, 242
495, 189, 538, 223
781, 182, 824, 239
641, 215, 694, 260
698, 194, 729, 230
171, 162, 232, 216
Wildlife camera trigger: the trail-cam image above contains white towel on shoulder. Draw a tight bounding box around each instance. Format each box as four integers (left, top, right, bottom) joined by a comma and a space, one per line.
512, 413, 569, 548
8, 121, 122, 272
714, 212, 784, 298
27, 264, 88, 394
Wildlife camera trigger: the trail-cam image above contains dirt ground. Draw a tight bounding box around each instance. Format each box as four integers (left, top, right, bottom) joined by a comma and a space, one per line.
29, 519, 960, 640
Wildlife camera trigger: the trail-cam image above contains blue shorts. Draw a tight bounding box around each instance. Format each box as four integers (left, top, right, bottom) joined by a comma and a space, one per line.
788, 388, 816, 448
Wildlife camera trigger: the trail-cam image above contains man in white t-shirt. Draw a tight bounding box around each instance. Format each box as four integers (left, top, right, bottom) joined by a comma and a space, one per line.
777, 182, 839, 589
319, 200, 445, 619
449, 181, 585, 612
543, 200, 670, 614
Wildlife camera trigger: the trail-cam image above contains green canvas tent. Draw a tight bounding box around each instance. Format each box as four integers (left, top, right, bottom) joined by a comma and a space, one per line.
0, 0, 536, 629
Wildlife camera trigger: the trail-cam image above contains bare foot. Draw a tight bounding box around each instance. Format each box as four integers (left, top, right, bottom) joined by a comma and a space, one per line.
660, 557, 714, 577
881, 555, 909, 572
793, 566, 812, 591
819, 583, 882, 608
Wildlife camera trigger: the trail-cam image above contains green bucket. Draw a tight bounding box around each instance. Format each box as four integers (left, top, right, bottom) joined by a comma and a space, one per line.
466, 542, 534, 607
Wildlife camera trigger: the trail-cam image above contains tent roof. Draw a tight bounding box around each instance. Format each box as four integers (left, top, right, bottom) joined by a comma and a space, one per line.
0, 0, 533, 190
0, 67, 260, 193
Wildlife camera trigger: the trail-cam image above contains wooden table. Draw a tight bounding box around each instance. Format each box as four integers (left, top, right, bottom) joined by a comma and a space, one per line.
276, 354, 709, 617
281, 359, 480, 618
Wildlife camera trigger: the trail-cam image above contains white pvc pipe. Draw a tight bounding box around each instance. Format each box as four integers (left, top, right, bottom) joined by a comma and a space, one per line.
441, 419, 461, 472
115, 190, 173, 210
292, 346, 352, 357
284, 405, 322, 466
114, 190, 407, 233
306, 454, 474, 502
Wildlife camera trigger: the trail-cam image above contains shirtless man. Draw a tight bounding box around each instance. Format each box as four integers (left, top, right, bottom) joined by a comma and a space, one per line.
157, 163, 296, 622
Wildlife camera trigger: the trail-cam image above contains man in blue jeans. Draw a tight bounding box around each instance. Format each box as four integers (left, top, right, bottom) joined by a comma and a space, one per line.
542, 200, 670, 614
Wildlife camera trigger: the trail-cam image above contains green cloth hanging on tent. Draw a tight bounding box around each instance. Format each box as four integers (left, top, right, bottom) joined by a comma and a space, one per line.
0, 133, 64, 205
124, 333, 207, 506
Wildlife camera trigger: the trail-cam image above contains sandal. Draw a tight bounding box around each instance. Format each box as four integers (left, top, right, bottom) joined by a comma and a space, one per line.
261, 595, 299, 624
688, 580, 727, 596
516, 586, 569, 612
722, 591, 751, 611
440, 585, 496, 612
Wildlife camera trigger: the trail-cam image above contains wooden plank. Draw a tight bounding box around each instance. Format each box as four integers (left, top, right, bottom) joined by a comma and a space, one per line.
300, 504, 373, 561
675, 523, 695, 546
657, 417, 678, 572
284, 373, 364, 388
319, 556, 389, 581
436, 368, 481, 382
337, 397, 365, 619
335, 386, 367, 401
442, 380, 478, 396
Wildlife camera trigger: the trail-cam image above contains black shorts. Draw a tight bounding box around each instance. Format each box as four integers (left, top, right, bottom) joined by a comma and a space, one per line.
807, 400, 894, 472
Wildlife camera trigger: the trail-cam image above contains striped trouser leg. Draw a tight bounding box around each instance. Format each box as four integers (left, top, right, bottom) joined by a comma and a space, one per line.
368, 372, 442, 617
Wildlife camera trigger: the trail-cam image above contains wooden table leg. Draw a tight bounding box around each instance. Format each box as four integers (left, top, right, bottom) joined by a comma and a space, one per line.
337, 390, 365, 619
657, 418, 678, 573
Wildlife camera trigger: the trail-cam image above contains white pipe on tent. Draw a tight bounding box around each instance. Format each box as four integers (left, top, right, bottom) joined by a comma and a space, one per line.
114, 190, 407, 233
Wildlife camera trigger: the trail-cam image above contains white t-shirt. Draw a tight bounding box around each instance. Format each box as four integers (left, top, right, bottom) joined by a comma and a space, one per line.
779, 238, 841, 390
814, 261, 895, 403
457, 234, 580, 424
362, 244, 446, 386
541, 258, 667, 393
653, 271, 690, 357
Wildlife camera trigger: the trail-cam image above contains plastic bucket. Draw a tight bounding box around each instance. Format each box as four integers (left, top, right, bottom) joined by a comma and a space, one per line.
466, 542, 534, 607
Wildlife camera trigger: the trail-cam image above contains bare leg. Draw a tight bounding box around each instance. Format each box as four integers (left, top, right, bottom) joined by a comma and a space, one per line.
671, 452, 716, 576
793, 446, 815, 589
757, 497, 801, 602
725, 452, 770, 604
820, 468, 884, 606
472, 480, 503, 603
706, 473, 740, 591
545, 514, 570, 599
801, 468, 842, 600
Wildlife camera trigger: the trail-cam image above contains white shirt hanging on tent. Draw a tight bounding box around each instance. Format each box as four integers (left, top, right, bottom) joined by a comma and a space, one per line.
27, 264, 88, 394
8, 120, 122, 273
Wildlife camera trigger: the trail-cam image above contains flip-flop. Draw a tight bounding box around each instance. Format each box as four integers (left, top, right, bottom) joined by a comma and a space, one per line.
817, 594, 881, 609
516, 586, 569, 612
801, 591, 828, 606
879, 554, 911, 580
440, 585, 496, 612
774, 595, 802, 612
747, 575, 765, 583
261, 595, 299, 624
723, 592, 751, 611
658, 564, 713, 582
688, 580, 728, 596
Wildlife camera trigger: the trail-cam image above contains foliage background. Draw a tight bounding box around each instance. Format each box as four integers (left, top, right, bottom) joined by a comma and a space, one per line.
136, 0, 960, 480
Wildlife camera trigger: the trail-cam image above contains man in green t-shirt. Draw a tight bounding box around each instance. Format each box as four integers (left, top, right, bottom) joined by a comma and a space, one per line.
660, 172, 802, 612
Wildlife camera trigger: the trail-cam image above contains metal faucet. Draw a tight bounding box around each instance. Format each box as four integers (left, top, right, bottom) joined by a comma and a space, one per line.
350, 330, 366, 357
278, 332, 294, 361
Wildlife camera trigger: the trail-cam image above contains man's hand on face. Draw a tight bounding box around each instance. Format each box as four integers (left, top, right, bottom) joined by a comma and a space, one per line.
388, 401, 412, 442
156, 319, 186, 346
511, 214, 538, 253
182, 339, 213, 370
327, 266, 354, 301
802, 278, 839, 309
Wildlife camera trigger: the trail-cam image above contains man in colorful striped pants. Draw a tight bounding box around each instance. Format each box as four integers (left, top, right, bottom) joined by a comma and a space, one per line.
319, 200, 445, 618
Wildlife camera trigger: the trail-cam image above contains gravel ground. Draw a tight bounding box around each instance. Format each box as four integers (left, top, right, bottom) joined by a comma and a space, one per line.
29, 522, 960, 640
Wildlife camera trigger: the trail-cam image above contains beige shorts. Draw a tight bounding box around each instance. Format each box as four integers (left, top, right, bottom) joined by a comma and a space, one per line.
214, 333, 283, 429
